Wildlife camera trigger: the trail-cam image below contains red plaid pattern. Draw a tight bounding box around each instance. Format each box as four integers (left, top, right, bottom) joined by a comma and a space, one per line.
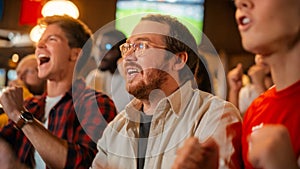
0, 79, 117, 169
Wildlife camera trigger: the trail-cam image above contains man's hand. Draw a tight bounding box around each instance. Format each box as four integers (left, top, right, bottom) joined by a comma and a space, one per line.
227, 63, 244, 108
172, 137, 219, 169
227, 63, 243, 92
248, 124, 299, 169
0, 86, 25, 122
247, 64, 268, 93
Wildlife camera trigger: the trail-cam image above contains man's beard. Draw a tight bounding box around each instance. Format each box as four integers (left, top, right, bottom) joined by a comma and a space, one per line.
127, 69, 169, 100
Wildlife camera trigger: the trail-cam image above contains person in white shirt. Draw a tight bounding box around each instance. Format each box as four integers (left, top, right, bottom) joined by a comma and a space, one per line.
227, 54, 273, 115
86, 29, 131, 112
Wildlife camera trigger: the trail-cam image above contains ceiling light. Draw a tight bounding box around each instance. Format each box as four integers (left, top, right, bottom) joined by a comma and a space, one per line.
41, 0, 79, 19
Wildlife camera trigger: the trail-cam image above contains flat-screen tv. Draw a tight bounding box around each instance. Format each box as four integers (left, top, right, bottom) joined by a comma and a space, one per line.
115, 0, 205, 44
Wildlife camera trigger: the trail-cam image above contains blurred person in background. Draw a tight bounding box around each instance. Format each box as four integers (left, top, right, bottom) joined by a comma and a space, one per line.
86, 29, 130, 112
227, 54, 273, 115
9, 54, 46, 97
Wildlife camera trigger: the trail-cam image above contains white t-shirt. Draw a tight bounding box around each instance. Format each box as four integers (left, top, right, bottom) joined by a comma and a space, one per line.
35, 95, 63, 169
238, 84, 259, 115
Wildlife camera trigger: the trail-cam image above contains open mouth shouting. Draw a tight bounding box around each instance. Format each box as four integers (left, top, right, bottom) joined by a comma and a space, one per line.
237, 15, 252, 31
38, 54, 50, 66
124, 62, 143, 82
127, 67, 140, 76
126, 67, 142, 81
240, 16, 250, 25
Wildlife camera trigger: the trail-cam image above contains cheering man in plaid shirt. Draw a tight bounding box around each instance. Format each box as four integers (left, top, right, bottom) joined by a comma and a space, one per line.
0, 15, 117, 169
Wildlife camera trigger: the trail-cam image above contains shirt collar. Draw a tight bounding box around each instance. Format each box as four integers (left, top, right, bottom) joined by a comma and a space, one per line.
165, 80, 194, 117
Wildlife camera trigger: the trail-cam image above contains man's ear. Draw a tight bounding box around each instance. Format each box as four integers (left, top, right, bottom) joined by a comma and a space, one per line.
173, 51, 188, 70
70, 48, 82, 61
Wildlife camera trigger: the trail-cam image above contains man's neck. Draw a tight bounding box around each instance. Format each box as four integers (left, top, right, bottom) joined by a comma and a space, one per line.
138, 75, 182, 115
264, 43, 300, 91
46, 79, 72, 97
141, 88, 170, 115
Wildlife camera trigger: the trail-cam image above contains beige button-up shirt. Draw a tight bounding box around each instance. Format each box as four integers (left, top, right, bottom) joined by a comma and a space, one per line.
91, 80, 242, 169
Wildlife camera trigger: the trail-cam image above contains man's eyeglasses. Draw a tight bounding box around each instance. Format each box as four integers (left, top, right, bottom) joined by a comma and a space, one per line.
119, 41, 167, 57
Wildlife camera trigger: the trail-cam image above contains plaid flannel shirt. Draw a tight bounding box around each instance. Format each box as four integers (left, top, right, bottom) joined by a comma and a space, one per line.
0, 79, 117, 169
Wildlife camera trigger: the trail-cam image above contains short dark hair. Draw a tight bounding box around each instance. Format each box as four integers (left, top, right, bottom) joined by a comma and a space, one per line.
141, 14, 211, 93
38, 15, 92, 48
102, 29, 126, 43
100, 29, 127, 59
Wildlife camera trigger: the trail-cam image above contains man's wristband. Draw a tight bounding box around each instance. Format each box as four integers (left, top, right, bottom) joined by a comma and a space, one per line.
15, 110, 34, 130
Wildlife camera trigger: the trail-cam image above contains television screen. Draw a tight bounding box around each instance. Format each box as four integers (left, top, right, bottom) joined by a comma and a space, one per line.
115, 0, 205, 44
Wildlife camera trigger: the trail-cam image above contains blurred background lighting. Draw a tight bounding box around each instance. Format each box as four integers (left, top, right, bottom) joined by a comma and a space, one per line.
29, 25, 46, 43
41, 0, 79, 19
30, 0, 79, 42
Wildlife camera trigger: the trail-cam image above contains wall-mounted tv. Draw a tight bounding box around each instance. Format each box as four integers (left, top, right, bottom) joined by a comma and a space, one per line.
115, 0, 205, 44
